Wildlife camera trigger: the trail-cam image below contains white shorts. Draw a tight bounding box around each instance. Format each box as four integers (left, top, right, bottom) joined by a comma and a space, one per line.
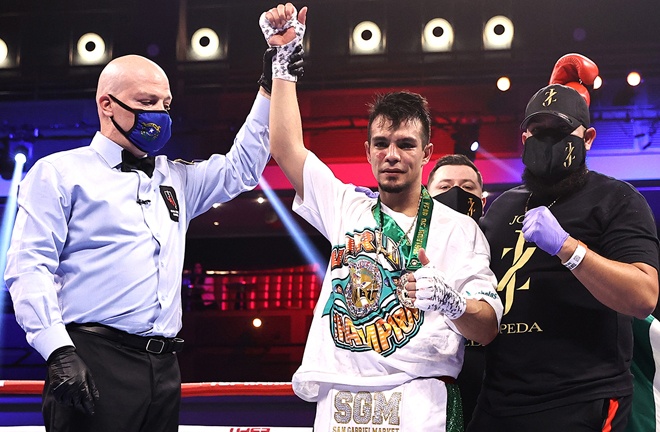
314, 378, 456, 432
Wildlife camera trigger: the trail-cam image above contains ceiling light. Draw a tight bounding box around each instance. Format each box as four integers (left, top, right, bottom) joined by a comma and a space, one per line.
627, 71, 641, 87
351, 21, 383, 55
0, 39, 8, 66
483, 16, 514, 50
422, 18, 453, 52
76, 33, 106, 64
593, 76, 602, 90
496, 76, 511, 91
190, 28, 222, 60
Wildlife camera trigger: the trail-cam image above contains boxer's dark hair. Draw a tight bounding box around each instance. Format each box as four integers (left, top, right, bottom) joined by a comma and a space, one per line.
367, 91, 432, 146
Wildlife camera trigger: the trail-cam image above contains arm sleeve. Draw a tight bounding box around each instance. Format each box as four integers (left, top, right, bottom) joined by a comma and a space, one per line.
598, 184, 659, 270
4, 160, 75, 360
443, 221, 503, 330
292, 152, 359, 240
181, 93, 271, 219
460, 225, 504, 323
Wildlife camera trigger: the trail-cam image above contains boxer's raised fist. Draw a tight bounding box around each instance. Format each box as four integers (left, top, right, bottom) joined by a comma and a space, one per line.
549, 53, 599, 106
549, 53, 599, 87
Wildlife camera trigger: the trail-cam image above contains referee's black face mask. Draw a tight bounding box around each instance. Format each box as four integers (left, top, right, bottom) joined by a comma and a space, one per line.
522, 131, 586, 182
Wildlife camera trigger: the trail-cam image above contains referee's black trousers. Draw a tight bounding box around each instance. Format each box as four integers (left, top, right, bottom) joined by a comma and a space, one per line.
43, 329, 181, 432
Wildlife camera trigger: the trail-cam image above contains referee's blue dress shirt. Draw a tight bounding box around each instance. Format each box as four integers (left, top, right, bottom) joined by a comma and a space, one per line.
4, 94, 270, 360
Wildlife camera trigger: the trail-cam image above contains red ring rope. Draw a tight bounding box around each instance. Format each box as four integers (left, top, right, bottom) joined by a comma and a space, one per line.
0, 380, 295, 398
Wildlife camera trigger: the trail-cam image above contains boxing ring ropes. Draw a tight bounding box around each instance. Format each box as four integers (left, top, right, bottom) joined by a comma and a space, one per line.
0, 380, 314, 431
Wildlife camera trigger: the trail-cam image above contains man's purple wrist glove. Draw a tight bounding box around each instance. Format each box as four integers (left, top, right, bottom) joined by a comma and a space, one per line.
522, 206, 569, 256
354, 186, 379, 199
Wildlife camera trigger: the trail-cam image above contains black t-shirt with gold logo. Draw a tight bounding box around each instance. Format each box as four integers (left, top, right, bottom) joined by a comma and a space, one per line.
477, 170, 660, 415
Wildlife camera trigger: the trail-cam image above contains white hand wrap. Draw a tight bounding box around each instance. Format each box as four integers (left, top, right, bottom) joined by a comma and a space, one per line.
259, 8, 306, 82
413, 265, 466, 319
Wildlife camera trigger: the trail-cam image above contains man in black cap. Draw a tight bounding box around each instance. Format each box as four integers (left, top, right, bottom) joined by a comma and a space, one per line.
466, 82, 660, 431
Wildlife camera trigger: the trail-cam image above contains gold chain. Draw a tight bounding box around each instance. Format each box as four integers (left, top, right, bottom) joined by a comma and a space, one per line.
524, 192, 560, 213
376, 192, 422, 257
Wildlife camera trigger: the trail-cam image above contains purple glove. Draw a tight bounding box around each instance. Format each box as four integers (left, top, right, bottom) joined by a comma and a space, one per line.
522, 206, 569, 256
354, 186, 379, 199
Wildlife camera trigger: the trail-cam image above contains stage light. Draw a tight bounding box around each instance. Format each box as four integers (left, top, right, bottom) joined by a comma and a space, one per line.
181, 4, 230, 63
1, 140, 32, 180
0, 139, 28, 304
68, 14, 112, 66
259, 177, 325, 279
496, 76, 511, 91
252, 318, 263, 328
452, 123, 480, 161
627, 71, 642, 87
10, 142, 32, 170
76, 33, 107, 65
0, 38, 7, 66
593, 76, 602, 90
14, 152, 26, 165
483, 15, 514, 50
190, 27, 224, 60
0, 35, 18, 69
422, 18, 453, 52
351, 21, 384, 55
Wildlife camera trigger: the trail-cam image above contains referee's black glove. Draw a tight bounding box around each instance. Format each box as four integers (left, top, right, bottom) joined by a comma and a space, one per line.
288, 44, 305, 78
47, 346, 99, 415
258, 44, 305, 94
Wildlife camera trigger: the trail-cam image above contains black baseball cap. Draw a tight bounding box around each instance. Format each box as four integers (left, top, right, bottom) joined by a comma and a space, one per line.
520, 84, 590, 130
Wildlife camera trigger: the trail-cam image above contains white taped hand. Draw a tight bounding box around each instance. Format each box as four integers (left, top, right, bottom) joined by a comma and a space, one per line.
259, 7, 306, 82
413, 265, 466, 319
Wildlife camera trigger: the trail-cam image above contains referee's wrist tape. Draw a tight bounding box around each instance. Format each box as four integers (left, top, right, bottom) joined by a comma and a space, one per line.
562, 241, 587, 271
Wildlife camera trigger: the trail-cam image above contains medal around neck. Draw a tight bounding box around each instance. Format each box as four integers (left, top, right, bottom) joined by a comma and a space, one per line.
396, 273, 415, 309
372, 188, 434, 309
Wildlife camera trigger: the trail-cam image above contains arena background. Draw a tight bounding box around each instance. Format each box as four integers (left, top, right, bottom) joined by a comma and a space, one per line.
0, 0, 659, 428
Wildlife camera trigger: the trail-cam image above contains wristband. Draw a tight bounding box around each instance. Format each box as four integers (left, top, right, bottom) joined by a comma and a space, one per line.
562, 241, 587, 271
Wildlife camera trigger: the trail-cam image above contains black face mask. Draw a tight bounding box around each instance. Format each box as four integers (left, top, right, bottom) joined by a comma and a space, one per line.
433, 186, 483, 223
522, 131, 586, 182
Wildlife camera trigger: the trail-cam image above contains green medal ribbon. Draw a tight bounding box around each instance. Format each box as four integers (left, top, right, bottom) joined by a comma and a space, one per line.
372, 186, 434, 271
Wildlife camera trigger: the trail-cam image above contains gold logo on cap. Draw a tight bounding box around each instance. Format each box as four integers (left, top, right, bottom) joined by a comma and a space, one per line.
543, 88, 558, 107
